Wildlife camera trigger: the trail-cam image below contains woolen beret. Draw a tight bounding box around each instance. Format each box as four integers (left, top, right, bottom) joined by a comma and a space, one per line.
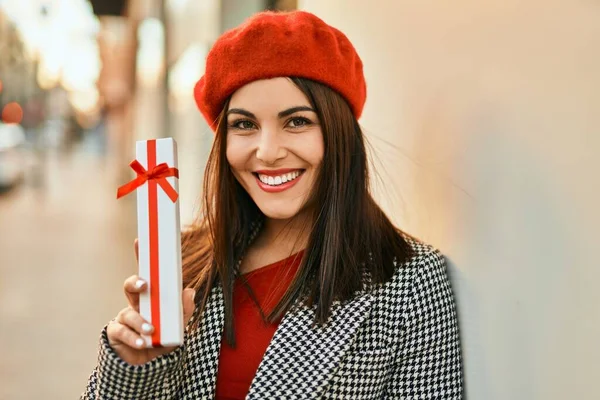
193, 10, 366, 131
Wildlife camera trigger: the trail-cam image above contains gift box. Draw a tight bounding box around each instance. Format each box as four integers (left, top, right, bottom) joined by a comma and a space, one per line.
117, 138, 183, 348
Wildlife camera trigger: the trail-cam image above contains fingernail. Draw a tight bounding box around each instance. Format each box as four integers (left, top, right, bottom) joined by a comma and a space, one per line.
135, 338, 145, 348
141, 323, 153, 333
135, 280, 145, 289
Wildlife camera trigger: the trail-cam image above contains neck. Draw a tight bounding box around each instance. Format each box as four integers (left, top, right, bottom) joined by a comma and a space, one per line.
258, 210, 313, 253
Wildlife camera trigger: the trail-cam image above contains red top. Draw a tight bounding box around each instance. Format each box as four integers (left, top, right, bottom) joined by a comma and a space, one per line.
215, 251, 304, 400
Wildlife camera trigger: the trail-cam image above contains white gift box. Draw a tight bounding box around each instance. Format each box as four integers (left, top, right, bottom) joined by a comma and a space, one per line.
125, 138, 183, 348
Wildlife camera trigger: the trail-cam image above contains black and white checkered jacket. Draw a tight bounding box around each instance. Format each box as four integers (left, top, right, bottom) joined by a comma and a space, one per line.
82, 236, 463, 399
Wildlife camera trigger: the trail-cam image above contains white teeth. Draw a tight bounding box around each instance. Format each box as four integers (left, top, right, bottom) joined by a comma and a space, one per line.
257, 170, 302, 186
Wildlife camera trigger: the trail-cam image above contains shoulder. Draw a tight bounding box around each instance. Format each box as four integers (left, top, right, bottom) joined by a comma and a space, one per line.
365, 234, 459, 351
371, 234, 451, 308
398, 234, 448, 285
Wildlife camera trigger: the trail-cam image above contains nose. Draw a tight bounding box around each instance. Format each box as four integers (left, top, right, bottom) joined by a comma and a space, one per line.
255, 126, 286, 165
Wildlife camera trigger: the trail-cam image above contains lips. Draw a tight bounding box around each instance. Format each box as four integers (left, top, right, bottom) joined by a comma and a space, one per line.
253, 169, 305, 193
257, 170, 301, 186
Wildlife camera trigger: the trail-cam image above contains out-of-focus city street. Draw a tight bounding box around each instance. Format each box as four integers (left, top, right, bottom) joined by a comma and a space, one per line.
0, 144, 136, 399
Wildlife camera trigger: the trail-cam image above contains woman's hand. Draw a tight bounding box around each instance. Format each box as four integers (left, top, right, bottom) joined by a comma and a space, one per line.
107, 239, 196, 366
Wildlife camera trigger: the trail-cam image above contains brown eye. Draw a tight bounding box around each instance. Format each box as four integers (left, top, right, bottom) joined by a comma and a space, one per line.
230, 120, 256, 130
287, 117, 310, 128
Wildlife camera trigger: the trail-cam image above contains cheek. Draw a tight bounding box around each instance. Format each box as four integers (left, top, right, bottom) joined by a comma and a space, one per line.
225, 140, 247, 171
313, 144, 325, 166
304, 134, 325, 167
226, 140, 255, 190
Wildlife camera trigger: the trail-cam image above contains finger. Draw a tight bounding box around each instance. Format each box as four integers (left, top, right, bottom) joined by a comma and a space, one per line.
182, 288, 196, 325
107, 320, 147, 349
123, 275, 146, 311
117, 307, 154, 336
134, 238, 139, 262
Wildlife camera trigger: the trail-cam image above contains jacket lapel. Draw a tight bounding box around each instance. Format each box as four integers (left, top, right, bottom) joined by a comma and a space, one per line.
186, 283, 225, 399
246, 289, 374, 399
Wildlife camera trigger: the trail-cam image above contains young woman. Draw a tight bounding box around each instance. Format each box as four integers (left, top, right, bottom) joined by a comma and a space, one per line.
82, 10, 463, 399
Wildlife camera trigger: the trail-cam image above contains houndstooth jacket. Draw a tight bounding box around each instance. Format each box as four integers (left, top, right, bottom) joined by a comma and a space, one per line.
82, 236, 463, 399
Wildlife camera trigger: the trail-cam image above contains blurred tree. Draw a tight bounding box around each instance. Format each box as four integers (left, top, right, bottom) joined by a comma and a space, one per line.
266, 0, 297, 11
0, 11, 37, 114
89, 0, 127, 17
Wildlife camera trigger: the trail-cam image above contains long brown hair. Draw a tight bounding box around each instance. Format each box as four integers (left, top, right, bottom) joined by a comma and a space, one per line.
181, 77, 414, 346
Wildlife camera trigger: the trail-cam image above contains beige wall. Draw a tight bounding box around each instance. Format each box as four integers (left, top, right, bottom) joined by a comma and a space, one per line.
300, 0, 600, 398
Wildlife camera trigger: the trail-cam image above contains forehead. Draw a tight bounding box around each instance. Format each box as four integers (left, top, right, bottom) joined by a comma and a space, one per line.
228, 78, 311, 111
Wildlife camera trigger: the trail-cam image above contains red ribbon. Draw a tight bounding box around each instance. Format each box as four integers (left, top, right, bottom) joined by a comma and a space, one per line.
116, 161, 179, 202
117, 140, 179, 346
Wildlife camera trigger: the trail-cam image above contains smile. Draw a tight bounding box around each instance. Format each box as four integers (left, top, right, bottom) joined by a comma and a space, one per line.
253, 169, 305, 193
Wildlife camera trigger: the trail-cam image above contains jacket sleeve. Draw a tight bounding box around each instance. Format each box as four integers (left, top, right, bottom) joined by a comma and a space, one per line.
386, 249, 464, 399
80, 325, 186, 400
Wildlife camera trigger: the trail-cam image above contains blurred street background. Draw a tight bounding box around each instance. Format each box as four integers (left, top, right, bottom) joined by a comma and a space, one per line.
0, 0, 599, 399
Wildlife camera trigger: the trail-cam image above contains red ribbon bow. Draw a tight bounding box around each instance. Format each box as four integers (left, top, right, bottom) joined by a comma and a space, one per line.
117, 160, 179, 202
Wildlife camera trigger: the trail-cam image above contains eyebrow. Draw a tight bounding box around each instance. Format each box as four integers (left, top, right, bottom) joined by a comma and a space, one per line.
226, 106, 315, 119
278, 106, 315, 118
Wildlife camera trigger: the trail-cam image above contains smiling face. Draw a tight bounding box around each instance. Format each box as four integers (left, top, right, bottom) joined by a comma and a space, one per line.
225, 78, 324, 220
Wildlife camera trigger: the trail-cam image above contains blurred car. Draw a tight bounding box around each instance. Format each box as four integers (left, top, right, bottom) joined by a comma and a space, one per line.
0, 122, 26, 190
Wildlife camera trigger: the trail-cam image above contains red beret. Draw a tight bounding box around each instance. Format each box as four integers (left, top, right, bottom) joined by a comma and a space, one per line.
193, 10, 366, 131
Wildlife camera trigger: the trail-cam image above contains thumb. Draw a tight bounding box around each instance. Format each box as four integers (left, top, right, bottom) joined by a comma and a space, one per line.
182, 288, 196, 325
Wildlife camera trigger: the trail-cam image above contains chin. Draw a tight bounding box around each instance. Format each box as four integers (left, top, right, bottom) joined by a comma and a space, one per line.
256, 203, 303, 220
237, 172, 312, 221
